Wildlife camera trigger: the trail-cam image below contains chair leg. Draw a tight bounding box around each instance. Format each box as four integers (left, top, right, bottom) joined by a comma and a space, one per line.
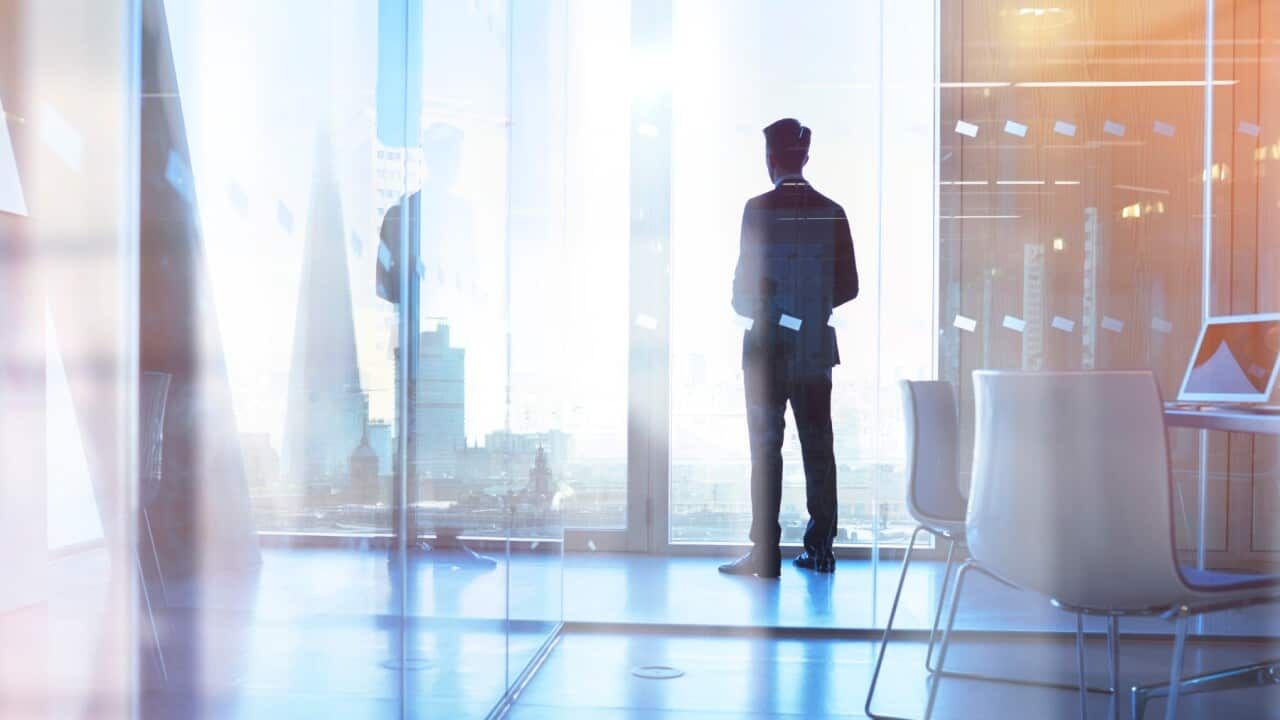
1164, 616, 1189, 720
143, 507, 168, 606
1106, 616, 1119, 719
924, 538, 957, 673
135, 552, 168, 684
1075, 613, 1089, 720
864, 525, 924, 719
923, 560, 973, 720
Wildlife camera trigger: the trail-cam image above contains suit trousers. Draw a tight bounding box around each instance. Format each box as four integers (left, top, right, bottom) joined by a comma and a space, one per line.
744, 358, 838, 555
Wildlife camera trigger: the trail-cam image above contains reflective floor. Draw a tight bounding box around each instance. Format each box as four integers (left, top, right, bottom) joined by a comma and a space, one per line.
565, 551, 1280, 637
512, 631, 1280, 719
5, 547, 1280, 718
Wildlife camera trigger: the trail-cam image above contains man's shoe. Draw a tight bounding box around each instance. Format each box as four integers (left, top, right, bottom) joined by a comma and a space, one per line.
718, 551, 781, 578
793, 549, 836, 573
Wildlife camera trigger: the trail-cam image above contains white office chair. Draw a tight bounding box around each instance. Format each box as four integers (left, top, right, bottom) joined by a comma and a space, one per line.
927, 370, 1280, 720
866, 380, 1108, 720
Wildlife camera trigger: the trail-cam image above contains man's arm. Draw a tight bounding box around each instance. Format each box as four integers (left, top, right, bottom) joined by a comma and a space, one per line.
833, 206, 858, 307
732, 201, 766, 319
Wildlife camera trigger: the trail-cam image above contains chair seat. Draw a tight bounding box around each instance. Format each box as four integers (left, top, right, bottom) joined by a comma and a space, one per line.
920, 517, 966, 542
1179, 566, 1280, 609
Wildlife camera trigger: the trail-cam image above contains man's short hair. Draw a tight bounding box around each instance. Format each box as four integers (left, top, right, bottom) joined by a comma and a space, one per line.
763, 118, 811, 171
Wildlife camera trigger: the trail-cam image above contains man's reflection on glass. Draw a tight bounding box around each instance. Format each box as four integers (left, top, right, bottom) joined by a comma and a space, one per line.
378, 123, 492, 567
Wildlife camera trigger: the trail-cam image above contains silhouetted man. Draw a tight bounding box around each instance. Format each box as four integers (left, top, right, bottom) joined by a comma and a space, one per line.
719, 118, 858, 579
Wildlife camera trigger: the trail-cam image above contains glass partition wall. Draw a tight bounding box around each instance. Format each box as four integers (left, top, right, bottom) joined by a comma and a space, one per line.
940, 0, 1280, 573
151, 0, 566, 715
2, 0, 565, 717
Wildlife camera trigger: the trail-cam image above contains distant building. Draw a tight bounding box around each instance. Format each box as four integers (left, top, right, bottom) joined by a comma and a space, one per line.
240, 433, 280, 491
372, 141, 422, 239
367, 420, 393, 476
282, 139, 367, 492
396, 325, 466, 488
349, 426, 380, 503
481, 429, 571, 479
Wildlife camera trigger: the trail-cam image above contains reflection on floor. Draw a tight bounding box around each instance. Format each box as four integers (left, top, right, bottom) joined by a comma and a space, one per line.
511, 630, 1280, 719
565, 551, 1280, 637
4, 546, 1280, 718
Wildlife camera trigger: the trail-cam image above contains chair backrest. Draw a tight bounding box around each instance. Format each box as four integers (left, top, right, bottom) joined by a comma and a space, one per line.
967, 370, 1187, 612
901, 380, 967, 526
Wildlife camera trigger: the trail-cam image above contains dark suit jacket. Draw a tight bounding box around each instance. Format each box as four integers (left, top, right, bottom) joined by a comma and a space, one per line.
732, 178, 858, 375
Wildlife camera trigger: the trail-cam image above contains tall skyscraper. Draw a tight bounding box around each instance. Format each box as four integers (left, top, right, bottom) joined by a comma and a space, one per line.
399, 324, 465, 488
282, 139, 367, 492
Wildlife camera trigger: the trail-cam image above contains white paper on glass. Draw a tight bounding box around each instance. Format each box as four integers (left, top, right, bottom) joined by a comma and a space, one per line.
954, 120, 979, 138
635, 313, 658, 330
39, 102, 81, 170
378, 243, 393, 270
1052, 316, 1076, 333
228, 180, 249, 215
1004, 120, 1028, 138
1103, 120, 1126, 137
277, 201, 293, 233
1053, 120, 1078, 137
1102, 316, 1125, 333
953, 314, 977, 333
0, 95, 27, 216
734, 314, 755, 331
1153, 121, 1176, 137
164, 149, 193, 204
1239, 122, 1262, 137
1152, 317, 1173, 334
779, 314, 803, 331
1002, 315, 1026, 332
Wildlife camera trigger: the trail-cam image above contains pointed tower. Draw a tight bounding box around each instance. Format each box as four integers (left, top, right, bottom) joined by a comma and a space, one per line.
281, 137, 366, 491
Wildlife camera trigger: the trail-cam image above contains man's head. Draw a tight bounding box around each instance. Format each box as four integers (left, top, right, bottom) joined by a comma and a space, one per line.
763, 118, 810, 183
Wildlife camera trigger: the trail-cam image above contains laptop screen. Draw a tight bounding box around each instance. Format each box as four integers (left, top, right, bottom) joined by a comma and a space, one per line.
1178, 315, 1280, 402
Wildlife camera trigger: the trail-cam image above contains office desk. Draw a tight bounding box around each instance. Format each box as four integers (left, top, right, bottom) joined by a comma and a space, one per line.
1164, 405, 1280, 435
1132, 407, 1280, 716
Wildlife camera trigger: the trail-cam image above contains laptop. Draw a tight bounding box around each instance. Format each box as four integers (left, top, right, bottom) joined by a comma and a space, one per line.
1176, 313, 1280, 409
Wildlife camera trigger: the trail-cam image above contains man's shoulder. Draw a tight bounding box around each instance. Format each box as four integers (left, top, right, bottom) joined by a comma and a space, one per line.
747, 184, 846, 216
804, 185, 846, 215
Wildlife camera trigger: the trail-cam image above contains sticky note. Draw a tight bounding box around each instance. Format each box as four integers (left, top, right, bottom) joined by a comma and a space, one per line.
1053, 121, 1077, 137
953, 314, 977, 332
1239, 122, 1261, 137
1103, 120, 1126, 137
1102, 316, 1125, 333
277, 201, 293, 233
1051, 316, 1075, 332
1002, 315, 1026, 332
1004, 120, 1028, 138
228, 181, 248, 215
1152, 317, 1173, 334
955, 120, 979, 138
635, 314, 658, 330
1153, 121, 1176, 137
779, 314, 803, 331
734, 315, 755, 331
164, 149, 193, 204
